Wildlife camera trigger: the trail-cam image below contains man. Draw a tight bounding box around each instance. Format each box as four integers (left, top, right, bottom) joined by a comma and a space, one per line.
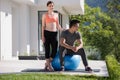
59, 20, 92, 72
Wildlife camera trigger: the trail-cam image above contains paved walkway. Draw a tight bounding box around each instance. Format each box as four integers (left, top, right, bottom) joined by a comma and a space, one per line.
0, 60, 109, 77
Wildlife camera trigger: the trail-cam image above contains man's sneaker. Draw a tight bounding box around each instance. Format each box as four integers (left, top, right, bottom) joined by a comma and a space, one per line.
85, 67, 92, 72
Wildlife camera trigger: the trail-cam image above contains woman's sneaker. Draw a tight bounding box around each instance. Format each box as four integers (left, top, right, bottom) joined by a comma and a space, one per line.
85, 67, 92, 72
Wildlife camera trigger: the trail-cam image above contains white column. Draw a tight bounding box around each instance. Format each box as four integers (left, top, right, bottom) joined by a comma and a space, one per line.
0, 0, 1, 60
30, 7, 39, 54
19, 4, 30, 56
12, 2, 20, 57
0, 0, 12, 60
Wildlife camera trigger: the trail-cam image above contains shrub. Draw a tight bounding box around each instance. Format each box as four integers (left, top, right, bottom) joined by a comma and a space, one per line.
105, 55, 120, 80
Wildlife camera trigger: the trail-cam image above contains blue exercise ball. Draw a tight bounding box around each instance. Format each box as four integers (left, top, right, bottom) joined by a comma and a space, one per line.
52, 52, 81, 71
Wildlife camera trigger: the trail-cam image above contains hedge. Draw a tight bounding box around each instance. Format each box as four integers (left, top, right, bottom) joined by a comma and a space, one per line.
105, 55, 120, 80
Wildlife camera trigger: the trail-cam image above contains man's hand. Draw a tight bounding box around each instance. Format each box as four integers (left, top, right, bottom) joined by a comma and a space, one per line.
71, 47, 79, 52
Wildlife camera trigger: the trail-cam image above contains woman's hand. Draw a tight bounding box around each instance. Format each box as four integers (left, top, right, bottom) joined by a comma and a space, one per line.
42, 36, 45, 43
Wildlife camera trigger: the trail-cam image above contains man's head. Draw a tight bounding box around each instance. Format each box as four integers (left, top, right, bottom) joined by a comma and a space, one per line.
69, 20, 80, 31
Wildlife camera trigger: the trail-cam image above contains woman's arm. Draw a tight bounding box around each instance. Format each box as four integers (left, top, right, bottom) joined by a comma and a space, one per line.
56, 13, 62, 31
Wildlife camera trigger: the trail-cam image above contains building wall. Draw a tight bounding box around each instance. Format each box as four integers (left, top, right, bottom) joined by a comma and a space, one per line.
0, 0, 70, 60
19, 4, 30, 56
11, 1, 20, 57
30, 6, 39, 54
62, 15, 69, 29
12, 2, 31, 56
0, 0, 31, 60
0, 0, 12, 60
0, 0, 1, 60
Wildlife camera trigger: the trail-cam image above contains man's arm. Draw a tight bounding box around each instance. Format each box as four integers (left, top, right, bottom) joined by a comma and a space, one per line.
75, 39, 83, 49
60, 38, 83, 52
60, 38, 73, 50
72, 39, 83, 52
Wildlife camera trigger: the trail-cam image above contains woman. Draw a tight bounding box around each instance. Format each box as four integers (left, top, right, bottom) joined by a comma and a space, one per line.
42, 1, 62, 71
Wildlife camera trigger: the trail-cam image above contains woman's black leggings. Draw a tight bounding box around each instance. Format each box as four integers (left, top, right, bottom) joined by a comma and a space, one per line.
44, 30, 58, 59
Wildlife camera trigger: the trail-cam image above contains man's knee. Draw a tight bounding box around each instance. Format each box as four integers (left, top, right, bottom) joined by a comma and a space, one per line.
78, 48, 84, 52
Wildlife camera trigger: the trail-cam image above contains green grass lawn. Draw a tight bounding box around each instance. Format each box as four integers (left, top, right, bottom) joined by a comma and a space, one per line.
0, 73, 108, 80
0, 55, 120, 80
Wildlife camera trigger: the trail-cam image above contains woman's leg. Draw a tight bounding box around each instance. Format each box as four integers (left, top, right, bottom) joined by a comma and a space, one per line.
47, 32, 58, 71
44, 30, 51, 59
44, 30, 52, 71
50, 36, 58, 59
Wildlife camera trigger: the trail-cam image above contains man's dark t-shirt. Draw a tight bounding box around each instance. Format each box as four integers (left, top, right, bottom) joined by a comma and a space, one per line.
60, 30, 81, 46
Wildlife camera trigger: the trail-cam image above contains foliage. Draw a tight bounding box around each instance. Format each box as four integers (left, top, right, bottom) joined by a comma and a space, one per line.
70, 1, 120, 61
84, 46, 101, 60
106, 0, 120, 62
107, 0, 120, 18
70, 4, 113, 59
105, 55, 120, 80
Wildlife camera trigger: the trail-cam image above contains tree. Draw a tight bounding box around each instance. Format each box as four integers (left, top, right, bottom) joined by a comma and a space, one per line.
70, 4, 114, 59
107, 0, 120, 62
